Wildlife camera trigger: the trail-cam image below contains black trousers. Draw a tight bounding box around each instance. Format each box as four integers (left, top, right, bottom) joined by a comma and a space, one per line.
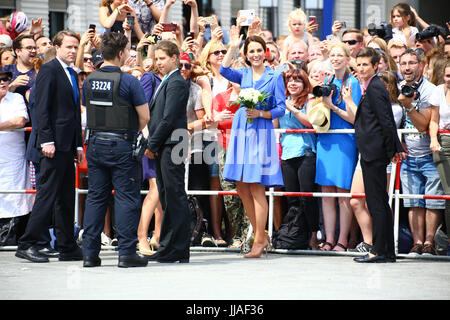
360, 157, 394, 256
18, 151, 78, 252
281, 153, 319, 232
154, 144, 191, 258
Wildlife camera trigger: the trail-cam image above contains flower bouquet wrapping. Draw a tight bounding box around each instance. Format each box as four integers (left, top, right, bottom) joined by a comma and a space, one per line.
231, 88, 271, 123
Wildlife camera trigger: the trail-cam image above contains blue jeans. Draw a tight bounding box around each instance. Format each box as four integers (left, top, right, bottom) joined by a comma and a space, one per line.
82, 136, 141, 257
400, 154, 445, 209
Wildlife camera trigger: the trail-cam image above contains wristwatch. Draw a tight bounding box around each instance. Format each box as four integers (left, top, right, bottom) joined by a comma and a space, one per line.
259, 110, 264, 118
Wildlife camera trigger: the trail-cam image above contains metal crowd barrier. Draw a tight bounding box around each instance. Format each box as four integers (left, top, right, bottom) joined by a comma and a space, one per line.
1, 127, 450, 260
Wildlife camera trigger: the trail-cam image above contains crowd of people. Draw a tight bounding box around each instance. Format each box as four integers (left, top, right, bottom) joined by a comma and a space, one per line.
0, 0, 449, 261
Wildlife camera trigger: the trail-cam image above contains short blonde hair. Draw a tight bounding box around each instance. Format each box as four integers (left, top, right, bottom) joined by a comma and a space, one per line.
328, 40, 351, 58
200, 40, 225, 76
288, 8, 307, 31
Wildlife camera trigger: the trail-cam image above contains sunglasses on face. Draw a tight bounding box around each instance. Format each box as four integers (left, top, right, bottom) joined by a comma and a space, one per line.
342, 40, 360, 45
0, 76, 11, 82
179, 62, 192, 69
211, 49, 227, 56
287, 78, 303, 83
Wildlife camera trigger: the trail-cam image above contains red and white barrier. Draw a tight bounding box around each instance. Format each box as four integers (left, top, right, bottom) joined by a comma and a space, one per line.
2, 127, 449, 256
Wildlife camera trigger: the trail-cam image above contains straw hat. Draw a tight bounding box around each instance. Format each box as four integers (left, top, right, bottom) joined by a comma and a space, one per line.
307, 99, 330, 133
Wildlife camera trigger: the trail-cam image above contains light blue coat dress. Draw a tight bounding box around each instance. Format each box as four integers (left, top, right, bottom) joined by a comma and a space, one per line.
219, 65, 286, 187
315, 74, 362, 190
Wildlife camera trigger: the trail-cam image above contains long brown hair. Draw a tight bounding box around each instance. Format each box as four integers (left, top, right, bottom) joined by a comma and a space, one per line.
284, 68, 311, 107
379, 71, 400, 104
390, 3, 416, 27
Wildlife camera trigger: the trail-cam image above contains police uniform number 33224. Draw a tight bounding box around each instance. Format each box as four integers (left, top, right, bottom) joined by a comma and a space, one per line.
91, 80, 112, 91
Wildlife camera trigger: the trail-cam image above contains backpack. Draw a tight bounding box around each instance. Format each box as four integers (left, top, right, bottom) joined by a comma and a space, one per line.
188, 195, 208, 246
272, 205, 311, 250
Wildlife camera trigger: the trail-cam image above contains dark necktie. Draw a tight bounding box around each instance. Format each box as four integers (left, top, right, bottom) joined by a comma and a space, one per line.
67, 67, 79, 104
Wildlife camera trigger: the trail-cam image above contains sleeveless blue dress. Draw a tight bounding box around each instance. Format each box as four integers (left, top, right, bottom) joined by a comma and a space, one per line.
315, 74, 362, 190
219, 65, 286, 187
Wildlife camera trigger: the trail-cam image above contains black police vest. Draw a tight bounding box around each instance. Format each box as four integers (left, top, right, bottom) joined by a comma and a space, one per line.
85, 68, 139, 131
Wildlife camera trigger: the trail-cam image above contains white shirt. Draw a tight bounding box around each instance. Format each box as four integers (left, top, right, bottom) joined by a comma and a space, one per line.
41, 57, 82, 150
0, 91, 28, 162
429, 84, 450, 134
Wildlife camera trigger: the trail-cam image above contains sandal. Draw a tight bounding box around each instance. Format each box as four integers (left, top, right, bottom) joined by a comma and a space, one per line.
320, 242, 334, 251
332, 242, 347, 252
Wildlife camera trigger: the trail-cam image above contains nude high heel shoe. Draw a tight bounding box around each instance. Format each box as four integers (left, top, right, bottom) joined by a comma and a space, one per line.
149, 236, 160, 251
244, 238, 269, 258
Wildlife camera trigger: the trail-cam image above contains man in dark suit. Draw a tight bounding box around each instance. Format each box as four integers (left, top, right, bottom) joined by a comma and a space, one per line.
146, 40, 190, 263
350, 47, 405, 263
16, 30, 83, 263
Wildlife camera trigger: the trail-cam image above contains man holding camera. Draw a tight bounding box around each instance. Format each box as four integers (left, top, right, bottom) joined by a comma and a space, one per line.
398, 49, 445, 256
81, 32, 150, 268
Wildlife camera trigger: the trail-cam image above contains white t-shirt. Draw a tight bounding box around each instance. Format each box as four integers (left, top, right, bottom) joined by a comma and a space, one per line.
0, 91, 29, 162
392, 26, 418, 45
429, 84, 450, 134
402, 78, 436, 157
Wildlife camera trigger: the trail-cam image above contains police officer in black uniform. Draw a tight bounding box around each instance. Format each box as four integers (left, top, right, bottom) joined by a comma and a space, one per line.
81, 32, 150, 268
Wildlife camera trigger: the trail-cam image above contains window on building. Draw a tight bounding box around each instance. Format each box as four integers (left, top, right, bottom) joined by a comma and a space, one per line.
49, 0, 68, 39
0, 0, 15, 21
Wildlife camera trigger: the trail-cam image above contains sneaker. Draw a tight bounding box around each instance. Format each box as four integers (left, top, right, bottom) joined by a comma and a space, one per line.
229, 238, 242, 249
77, 229, 84, 245
101, 232, 112, 246
409, 243, 423, 256
215, 238, 228, 247
201, 234, 216, 247
422, 244, 438, 256
348, 241, 372, 253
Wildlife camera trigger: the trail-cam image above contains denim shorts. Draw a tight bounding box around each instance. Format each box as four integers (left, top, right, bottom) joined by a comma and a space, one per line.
203, 140, 220, 178
400, 154, 445, 209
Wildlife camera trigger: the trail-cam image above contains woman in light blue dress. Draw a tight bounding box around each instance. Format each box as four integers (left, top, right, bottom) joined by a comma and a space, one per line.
220, 27, 286, 258
315, 42, 362, 252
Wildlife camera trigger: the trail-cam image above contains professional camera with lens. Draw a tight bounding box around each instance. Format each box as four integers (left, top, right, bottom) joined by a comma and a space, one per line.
368, 22, 393, 42
312, 83, 338, 98
415, 25, 448, 41
400, 81, 420, 99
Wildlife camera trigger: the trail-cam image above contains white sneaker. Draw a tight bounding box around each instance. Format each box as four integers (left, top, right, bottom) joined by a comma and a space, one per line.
101, 232, 112, 246
77, 229, 84, 245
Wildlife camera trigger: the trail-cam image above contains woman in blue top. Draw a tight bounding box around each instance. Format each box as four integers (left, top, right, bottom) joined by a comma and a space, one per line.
315, 41, 362, 252
274, 68, 320, 249
220, 26, 286, 258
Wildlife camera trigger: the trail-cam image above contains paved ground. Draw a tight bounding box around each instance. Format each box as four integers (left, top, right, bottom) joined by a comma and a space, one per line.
1, 247, 449, 301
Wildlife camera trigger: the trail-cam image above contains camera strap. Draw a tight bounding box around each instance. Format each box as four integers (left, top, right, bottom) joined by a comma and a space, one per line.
332, 70, 350, 106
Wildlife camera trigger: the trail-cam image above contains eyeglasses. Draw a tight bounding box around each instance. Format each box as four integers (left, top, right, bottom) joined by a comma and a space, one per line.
211, 49, 227, 56
22, 46, 37, 52
179, 62, 192, 69
83, 57, 91, 62
0, 76, 11, 82
399, 61, 419, 67
342, 40, 360, 45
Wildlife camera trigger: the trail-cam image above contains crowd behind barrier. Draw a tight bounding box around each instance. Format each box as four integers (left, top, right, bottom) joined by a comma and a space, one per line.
0, 1, 449, 259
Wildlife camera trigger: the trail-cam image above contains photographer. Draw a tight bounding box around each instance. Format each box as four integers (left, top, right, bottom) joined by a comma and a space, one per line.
398, 49, 445, 256
414, 25, 448, 55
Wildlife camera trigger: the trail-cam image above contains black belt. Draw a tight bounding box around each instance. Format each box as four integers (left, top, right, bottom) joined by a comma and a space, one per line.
92, 131, 134, 141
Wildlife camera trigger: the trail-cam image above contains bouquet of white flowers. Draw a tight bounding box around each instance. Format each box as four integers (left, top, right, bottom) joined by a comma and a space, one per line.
231, 88, 270, 123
